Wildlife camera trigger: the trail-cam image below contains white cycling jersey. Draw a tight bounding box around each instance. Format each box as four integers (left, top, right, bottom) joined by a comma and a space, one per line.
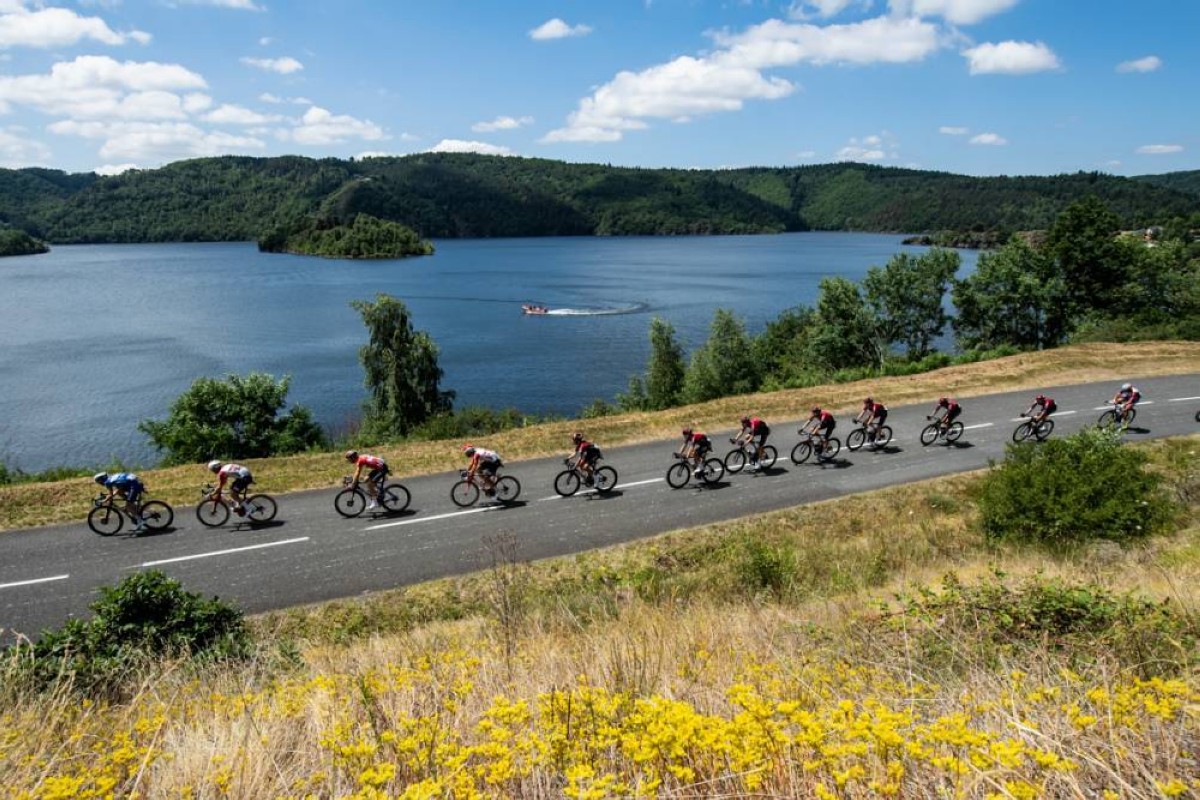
474, 448, 501, 463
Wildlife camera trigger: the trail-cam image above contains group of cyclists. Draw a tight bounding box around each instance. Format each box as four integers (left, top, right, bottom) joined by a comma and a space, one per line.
88, 382, 1149, 530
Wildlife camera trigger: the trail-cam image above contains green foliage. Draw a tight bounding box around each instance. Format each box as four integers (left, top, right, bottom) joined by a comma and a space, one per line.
352, 294, 454, 441
139, 373, 325, 465
682, 309, 761, 403
735, 536, 797, 599
406, 406, 551, 441
0, 228, 48, 256
1047, 195, 1132, 313
258, 213, 433, 259
863, 248, 959, 358
23, 571, 249, 695
892, 573, 1196, 675
645, 318, 687, 410
806, 277, 886, 372
976, 427, 1176, 547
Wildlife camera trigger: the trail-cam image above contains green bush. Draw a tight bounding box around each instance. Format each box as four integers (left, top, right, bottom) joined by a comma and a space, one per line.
735, 536, 797, 599
976, 427, 1176, 547
24, 571, 249, 695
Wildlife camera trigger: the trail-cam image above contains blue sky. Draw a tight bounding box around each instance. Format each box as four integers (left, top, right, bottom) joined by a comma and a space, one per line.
0, 0, 1194, 177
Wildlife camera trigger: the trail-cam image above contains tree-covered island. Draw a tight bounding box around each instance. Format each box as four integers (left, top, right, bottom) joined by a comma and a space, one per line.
257, 213, 433, 259
0, 228, 49, 257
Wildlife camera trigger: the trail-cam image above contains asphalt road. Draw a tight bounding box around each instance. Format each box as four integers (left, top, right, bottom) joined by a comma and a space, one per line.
3, 375, 1198, 641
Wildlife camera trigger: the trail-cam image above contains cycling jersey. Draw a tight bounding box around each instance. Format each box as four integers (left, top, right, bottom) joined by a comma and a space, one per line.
575, 440, 601, 462
1035, 398, 1057, 414
217, 463, 253, 491
472, 448, 501, 464
355, 454, 387, 470
813, 411, 835, 429
745, 418, 769, 436
105, 472, 143, 501
865, 401, 887, 417
1117, 388, 1141, 404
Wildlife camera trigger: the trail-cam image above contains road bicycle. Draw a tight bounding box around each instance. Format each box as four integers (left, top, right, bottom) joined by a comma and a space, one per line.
1012, 414, 1054, 443
723, 437, 777, 473
1097, 402, 1137, 429
333, 475, 412, 517
846, 423, 893, 452
919, 416, 964, 446
196, 484, 278, 527
554, 457, 618, 497
790, 431, 841, 464
88, 493, 173, 536
666, 451, 724, 488
451, 470, 521, 507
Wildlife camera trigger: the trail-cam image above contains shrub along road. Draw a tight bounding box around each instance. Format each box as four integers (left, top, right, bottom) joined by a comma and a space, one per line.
2, 374, 1198, 640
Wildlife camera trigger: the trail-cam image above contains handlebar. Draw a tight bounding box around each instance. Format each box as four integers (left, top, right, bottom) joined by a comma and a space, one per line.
342, 476, 354, 486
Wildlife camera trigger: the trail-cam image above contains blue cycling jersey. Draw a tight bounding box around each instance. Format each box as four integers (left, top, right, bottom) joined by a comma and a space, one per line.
105, 472, 140, 488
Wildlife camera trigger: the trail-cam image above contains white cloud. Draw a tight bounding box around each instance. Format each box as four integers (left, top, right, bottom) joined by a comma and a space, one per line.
49, 119, 265, 162
1116, 55, 1161, 74
172, 0, 264, 10
428, 138, 513, 156
889, 0, 1019, 25
786, 0, 869, 19
471, 115, 533, 133
546, 16, 939, 144
285, 105, 386, 145
0, 56, 206, 119
399, 132, 419, 142
203, 103, 280, 125
258, 92, 282, 104
962, 40, 1060, 75
529, 18, 592, 40
836, 132, 899, 161
258, 36, 273, 46
1136, 144, 1183, 155
290, 96, 312, 105
939, 125, 968, 135
969, 132, 1006, 145
240, 56, 303, 74
0, 125, 50, 166
182, 92, 212, 112
0, 3, 150, 48
94, 162, 139, 175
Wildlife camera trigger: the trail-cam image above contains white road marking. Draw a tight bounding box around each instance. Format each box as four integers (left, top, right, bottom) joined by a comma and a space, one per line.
1007, 411, 1076, 421
365, 505, 500, 531
1168, 396, 1200, 402
540, 476, 664, 501
963, 423, 994, 430
139, 538, 309, 567
0, 574, 69, 590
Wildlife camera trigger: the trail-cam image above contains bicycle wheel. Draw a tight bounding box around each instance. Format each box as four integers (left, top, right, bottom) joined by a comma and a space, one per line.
87, 505, 123, 536
379, 483, 411, 513
244, 494, 277, 523
495, 476, 521, 504
196, 498, 230, 527
1124, 408, 1137, 426
594, 466, 618, 493
451, 479, 480, 507
919, 424, 939, 446
700, 458, 724, 484
873, 426, 893, 448
846, 428, 866, 451
723, 448, 748, 473
945, 422, 964, 443
334, 487, 366, 518
818, 438, 841, 461
1012, 422, 1033, 443
790, 441, 812, 464
140, 500, 174, 531
666, 462, 691, 489
1034, 418, 1055, 441
554, 469, 581, 497
1097, 409, 1118, 428
759, 445, 778, 469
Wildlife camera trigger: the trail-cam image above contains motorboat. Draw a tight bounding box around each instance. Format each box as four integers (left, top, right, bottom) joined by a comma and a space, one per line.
522, 303, 549, 315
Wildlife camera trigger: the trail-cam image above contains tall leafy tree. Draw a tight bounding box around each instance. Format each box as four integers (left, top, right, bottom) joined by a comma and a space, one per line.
352, 293, 454, 440
951, 237, 1070, 350
752, 305, 818, 386
683, 309, 760, 403
645, 318, 687, 410
863, 248, 959, 358
806, 277, 886, 371
139, 373, 324, 464
1046, 196, 1131, 313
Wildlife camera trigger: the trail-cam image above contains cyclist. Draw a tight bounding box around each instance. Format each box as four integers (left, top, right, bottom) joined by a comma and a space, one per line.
93, 471, 146, 532
568, 432, 602, 485
929, 397, 962, 432
208, 460, 254, 515
1022, 393, 1057, 427
734, 415, 770, 471
855, 397, 888, 447
802, 406, 836, 458
1111, 382, 1141, 422
462, 444, 503, 496
679, 427, 712, 478
344, 450, 389, 510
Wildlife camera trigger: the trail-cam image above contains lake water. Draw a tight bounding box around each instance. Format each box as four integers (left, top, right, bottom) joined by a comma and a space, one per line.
0, 234, 978, 471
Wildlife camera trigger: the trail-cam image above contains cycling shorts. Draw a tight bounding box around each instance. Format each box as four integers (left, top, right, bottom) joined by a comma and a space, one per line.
231, 475, 253, 493
122, 480, 144, 503
580, 445, 601, 464
367, 466, 389, 484
751, 425, 770, 443
871, 409, 888, 424
945, 406, 962, 422
478, 460, 500, 476
817, 419, 836, 434
1042, 402, 1057, 415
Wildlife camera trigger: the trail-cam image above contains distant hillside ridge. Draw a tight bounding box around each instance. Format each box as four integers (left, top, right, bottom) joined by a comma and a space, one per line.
0, 153, 1195, 244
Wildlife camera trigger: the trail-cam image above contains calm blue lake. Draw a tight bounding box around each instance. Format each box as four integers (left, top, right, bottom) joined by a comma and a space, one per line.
0, 234, 978, 471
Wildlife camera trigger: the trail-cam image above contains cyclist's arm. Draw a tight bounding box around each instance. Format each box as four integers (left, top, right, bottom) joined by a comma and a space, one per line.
351, 463, 363, 483
467, 455, 479, 477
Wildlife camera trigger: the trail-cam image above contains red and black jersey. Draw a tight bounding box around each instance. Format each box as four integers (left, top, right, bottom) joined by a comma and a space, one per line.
745, 418, 769, 434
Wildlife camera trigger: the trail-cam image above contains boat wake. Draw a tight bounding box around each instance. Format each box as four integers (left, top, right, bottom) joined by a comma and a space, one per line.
544, 302, 648, 317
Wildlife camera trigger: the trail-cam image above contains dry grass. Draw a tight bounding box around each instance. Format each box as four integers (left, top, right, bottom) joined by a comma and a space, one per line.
4, 340, 1200, 534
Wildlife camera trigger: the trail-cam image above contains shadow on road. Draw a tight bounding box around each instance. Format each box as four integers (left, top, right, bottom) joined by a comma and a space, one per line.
366, 509, 418, 521
1125, 426, 1151, 435
228, 519, 288, 532
817, 458, 853, 469
754, 466, 789, 477
130, 526, 178, 539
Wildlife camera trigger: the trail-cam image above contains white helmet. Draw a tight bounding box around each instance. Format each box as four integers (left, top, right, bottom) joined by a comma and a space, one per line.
1120, 383, 1132, 391
93, 472, 108, 485
207, 459, 222, 473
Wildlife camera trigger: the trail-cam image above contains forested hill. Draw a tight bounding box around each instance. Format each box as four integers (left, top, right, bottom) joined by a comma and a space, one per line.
1, 153, 1196, 244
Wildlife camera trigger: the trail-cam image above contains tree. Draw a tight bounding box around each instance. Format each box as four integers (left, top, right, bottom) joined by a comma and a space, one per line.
863, 248, 959, 358
682, 309, 760, 403
139, 373, 324, 464
806, 277, 886, 372
951, 237, 1070, 350
753, 305, 818, 387
1046, 195, 1131, 313
352, 293, 454, 440
645, 318, 686, 410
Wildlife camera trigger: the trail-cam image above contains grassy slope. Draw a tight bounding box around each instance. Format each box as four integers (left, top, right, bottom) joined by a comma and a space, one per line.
3, 437, 1197, 797
4, 341, 1200, 533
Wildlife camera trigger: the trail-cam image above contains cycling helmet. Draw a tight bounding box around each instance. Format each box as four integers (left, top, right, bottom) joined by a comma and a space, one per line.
93, 472, 108, 485
462, 443, 476, 456
1035, 393, 1046, 403
938, 397, 949, 405
864, 397, 873, 405
1120, 383, 1132, 391
681, 427, 693, 438
740, 416, 751, 426
571, 431, 584, 444
811, 406, 821, 415
344, 450, 358, 462
207, 459, 222, 473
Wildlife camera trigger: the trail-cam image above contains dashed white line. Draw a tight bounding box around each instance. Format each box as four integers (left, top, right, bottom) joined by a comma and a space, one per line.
0, 574, 69, 590
1168, 396, 1200, 403
139, 537, 309, 567
365, 505, 501, 531
962, 423, 994, 430
540, 476, 665, 501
